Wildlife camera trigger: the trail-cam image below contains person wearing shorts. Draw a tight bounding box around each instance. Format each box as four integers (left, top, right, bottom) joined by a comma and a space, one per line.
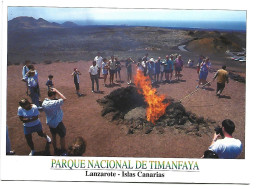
174, 54, 184, 81
18, 98, 51, 156
42, 88, 67, 155
102, 58, 109, 86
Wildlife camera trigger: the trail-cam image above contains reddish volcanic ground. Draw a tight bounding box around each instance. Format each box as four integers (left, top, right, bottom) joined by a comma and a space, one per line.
6, 60, 245, 158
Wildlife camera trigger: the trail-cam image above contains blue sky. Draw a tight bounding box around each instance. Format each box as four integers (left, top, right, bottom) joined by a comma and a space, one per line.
8, 7, 246, 24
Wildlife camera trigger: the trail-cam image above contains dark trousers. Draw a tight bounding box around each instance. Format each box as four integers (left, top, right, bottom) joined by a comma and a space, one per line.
216, 82, 225, 94
91, 74, 99, 91
29, 86, 40, 107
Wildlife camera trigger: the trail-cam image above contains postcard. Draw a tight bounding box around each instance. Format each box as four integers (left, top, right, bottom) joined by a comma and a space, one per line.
1, 0, 255, 187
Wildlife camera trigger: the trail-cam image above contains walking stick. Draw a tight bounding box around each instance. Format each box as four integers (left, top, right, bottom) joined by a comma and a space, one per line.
179, 80, 213, 103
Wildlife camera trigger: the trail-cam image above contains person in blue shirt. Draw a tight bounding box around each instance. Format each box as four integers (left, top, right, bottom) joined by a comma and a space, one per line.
46, 74, 54, 91
164, 55, 171, 83
23, 70, 41, 107
71, 68, 82, 97
18, 98, 51, 155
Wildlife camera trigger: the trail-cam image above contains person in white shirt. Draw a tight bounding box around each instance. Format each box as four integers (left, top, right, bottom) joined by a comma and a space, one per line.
42, 88, 67, 155
94, 52, 103, 78
89, 61, 99, 92
208, 119, 243, 159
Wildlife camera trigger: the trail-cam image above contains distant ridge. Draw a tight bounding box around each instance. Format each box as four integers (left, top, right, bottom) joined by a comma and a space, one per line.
62, 21, 78, 27
8, 16, 78, 30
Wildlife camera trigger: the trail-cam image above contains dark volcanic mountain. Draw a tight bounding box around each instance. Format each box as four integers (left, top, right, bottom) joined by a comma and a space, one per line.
61, 21, 78, 28
8, 16, 78, 30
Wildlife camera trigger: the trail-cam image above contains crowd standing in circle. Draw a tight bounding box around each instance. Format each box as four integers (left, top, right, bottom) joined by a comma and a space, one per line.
11, 51, 239, 158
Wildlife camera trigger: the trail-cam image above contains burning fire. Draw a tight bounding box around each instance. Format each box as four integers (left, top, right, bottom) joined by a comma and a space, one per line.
134, 69, 169, 124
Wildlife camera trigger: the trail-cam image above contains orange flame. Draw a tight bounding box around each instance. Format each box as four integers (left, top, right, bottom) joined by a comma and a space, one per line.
134, 69, 169, 124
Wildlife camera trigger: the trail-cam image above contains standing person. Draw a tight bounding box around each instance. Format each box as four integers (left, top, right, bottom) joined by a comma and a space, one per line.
213, 65, 229, 97
115, 57, 122, 83
197, 55, 204, 75
142, 53, 149, 76
23, 70, 41, 107
46, 74, 54, 91
169, 54, 175, 82
94, 52, 103, 78
89, 61, 99, 92
208, 119, 242, 159
137, 61, 144, 72
187, 59, 194, 68
27, 64, 41, 98
101, 58, 109, 86
159, 57, 165, 82
174, 54, 184, 81
147, 58, 155, 83
164, 55, 171, 82
197, 57, 211, 88
125, 57, 134, 85
71, 68, 82, 97
42, 88, 67, 155
22, 60, 30, 95
109, 55, 117, 86
18, 98, 51, 156
154, 57, 161, 83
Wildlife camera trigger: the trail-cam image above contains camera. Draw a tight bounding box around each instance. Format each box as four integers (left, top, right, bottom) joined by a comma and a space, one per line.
214, 126, 224, 137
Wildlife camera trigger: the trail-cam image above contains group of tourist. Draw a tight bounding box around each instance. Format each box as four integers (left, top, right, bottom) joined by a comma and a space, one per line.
7, 50, 240, 159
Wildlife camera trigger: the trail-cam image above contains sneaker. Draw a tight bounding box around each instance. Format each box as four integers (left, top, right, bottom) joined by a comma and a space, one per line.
29, 150, 35, 156
92, 90, 94, 93
46, 135, 51, 143
196, 85, 199, 88
6, 150, 15, 155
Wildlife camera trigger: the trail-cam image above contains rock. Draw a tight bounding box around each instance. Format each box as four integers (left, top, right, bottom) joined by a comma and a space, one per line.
101, 107, 116, 116
145, 127, 153, 134
124, 107, 146, 121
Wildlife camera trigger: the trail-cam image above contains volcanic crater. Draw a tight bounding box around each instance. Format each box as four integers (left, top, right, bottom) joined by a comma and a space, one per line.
97, 86, 217, 136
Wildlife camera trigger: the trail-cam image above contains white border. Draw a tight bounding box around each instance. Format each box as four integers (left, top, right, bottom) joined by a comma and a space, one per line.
1, 0, 259, 187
